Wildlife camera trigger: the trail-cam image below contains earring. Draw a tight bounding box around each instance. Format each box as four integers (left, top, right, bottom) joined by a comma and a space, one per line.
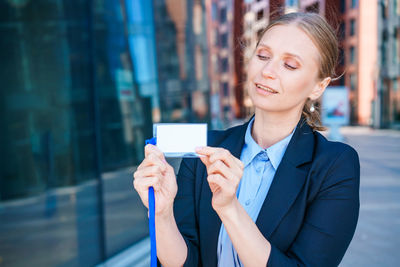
310, 103, 315, 112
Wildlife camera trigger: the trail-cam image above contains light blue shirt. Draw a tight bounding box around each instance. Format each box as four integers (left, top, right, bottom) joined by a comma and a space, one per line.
217, 118, 295, 266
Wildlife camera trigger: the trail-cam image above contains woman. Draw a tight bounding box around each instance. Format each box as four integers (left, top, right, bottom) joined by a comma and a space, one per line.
133, 12, 360, 267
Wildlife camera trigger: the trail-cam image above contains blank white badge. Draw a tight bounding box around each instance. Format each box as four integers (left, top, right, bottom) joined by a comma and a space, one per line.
154, 123, 207, 157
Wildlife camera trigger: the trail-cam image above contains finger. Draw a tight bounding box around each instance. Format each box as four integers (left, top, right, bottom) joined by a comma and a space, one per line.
195, 146, 219, 156
207, 174, 233, 194
208, 160, 240, 185
207, 150, 243, 180
196, 147, 231, 168
235, 157, 245, 170
209, 149, 241, 171
208, 181, 220, 194
197, 147, 241, 173
134, 165, 164, 180
137, 154, 167, 171
197, 147, 243, 180
133, 175, 162, 192
145, 144, 165, 160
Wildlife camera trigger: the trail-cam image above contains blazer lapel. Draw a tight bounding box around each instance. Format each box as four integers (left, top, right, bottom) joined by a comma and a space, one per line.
200, 118, 250, 266
256, 119, 315, 239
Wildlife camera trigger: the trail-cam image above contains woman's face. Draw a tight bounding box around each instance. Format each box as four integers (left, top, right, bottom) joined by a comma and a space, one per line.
247, 24, 329, 116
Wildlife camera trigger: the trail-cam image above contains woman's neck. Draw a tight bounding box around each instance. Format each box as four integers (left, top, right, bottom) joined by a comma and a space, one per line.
252, 109, 301, 149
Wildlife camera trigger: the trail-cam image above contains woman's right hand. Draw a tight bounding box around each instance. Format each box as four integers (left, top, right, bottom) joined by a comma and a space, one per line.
133, 144, 177, 216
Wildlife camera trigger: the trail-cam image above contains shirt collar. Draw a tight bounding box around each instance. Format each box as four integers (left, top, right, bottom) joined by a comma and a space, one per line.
241, 117, 295, 170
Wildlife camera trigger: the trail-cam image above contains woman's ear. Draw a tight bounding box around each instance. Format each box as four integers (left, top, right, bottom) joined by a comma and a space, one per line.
308, 77, 331, 101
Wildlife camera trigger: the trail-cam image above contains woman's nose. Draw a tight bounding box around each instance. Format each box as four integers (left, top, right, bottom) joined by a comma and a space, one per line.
261, 61, 277, 79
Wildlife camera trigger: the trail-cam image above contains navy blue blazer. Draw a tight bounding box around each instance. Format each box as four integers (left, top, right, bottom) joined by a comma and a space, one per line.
173, 117, 360, 267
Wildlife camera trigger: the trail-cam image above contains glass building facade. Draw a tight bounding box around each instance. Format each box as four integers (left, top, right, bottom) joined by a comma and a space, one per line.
0, 0, 210, 266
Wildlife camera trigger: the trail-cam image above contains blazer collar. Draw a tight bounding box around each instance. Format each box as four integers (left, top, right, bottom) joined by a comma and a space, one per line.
218, 118, 251, 159
283, 118, 315, 167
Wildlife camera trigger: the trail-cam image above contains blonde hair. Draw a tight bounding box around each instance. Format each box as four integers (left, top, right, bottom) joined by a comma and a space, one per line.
256, 12, 339, 131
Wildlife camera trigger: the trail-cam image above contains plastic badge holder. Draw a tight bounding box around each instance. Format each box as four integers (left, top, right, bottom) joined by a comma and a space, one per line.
153, 123, 207, 158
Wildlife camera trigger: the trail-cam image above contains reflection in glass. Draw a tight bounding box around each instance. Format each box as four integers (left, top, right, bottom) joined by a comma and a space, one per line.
0, 1, 102, 265
0, 0, 150, 265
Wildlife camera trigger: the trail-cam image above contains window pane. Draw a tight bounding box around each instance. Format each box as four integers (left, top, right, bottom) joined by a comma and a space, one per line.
97, 0, 152, 257
350, 46, 356, 64
220, 7, 227, 23
0, 1, 102, 266
350, 19, 355, 36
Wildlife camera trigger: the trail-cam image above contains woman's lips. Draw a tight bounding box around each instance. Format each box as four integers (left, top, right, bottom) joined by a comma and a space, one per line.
255, 83, 278, 94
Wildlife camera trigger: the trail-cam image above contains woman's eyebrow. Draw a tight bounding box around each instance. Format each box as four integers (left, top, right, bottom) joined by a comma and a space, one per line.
258, 43, 303, 63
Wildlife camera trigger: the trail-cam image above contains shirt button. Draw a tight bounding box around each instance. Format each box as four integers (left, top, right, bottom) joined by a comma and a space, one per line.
245, 200, 251, 206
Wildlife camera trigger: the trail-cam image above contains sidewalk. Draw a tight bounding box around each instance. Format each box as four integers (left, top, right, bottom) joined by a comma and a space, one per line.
338, 127, 400, 267
96, 237, 150, 267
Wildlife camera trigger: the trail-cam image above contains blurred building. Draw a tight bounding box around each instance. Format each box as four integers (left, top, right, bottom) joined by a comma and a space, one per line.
206, 0, 239, 128
358, 0, 378, 126
338, 0, 362, 124
241, 0, 271, 118
375, 0, 400, 128
233, 0, 246, 119
153, 0, 211, 123
335, 0, 399, 129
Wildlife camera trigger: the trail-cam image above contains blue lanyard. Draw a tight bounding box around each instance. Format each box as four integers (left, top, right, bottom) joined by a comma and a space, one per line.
145, 137, 157, 267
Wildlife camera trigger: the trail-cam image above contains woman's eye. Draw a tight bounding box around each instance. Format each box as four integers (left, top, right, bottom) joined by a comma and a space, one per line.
256, 55, 270, 60
285, 63, 297, 70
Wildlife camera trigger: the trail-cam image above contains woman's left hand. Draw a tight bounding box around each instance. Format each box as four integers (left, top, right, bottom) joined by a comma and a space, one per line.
195, 146, 244, 213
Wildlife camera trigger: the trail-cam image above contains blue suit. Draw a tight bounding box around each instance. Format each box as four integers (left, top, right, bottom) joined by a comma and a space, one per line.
173, 117, 360, 266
